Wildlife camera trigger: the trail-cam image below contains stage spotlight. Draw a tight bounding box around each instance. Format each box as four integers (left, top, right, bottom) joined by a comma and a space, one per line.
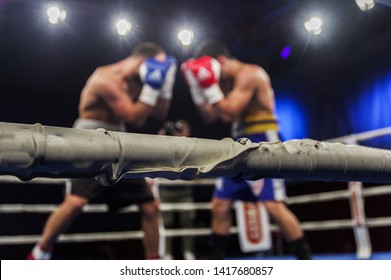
304, 17, 323, 35
355, 0, 375, 11
47, 6, 67, 24
116, 19, 132, 36
177, 29, 194, 46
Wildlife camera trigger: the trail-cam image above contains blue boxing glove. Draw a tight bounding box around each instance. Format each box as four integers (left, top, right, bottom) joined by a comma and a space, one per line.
139, 58, 175, 106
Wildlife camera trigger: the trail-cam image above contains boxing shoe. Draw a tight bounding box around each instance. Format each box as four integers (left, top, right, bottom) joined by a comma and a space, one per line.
27, 243, 52, 260
183, 251, 196, 260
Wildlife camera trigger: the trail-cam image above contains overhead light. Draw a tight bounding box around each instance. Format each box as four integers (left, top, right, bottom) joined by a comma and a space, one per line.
116, 19, 132, 36
304, 17, 323, 35
355, 0, 375, 11
47, 6, 67, 25
177, 29, 194, 46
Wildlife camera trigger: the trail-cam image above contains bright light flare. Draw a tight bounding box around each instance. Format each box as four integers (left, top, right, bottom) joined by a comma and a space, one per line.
177, 29, 194, 46
47, 6, 67, 25
304, 17, 323, 35
116, 19, 132, 36
355, 0, 375, 11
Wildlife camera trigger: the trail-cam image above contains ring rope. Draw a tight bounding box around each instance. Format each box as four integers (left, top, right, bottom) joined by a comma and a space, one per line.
1, 184, 390, 213
2, 217, 391, 245
328, 126, 391, 143
1, 125, 391, 249
0, 184, 390, 245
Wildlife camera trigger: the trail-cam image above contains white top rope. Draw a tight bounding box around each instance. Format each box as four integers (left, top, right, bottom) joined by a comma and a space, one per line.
327, 126, 391, 143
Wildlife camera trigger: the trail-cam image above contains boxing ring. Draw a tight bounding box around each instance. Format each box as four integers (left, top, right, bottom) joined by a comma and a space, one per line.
1, 122, 391, 259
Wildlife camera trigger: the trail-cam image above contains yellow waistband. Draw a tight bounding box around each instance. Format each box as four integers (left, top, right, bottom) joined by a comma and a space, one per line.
234, 114, 279, 136
242, 114, 278, 123
243, 123, 279, 135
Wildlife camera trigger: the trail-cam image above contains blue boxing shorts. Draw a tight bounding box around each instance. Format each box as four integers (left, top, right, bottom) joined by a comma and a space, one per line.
213, 130, 287, 202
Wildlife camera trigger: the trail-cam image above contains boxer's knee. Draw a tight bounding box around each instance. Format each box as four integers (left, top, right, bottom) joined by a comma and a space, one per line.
212, 198, 231, 219
63, 194, 89, 212
140, 200, 160, 220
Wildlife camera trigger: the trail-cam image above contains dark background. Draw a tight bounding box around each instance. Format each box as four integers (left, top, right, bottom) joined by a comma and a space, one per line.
1, 0, 391, 259
1, 0, 391, 141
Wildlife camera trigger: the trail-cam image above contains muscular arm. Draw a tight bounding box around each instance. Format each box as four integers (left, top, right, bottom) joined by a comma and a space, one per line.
151, 99, 171, 120
193, 70, 257, 124
194, 103, 219, 124
100, 81, 154, 128
213, 69, 257, 123
213, 67, 274, 124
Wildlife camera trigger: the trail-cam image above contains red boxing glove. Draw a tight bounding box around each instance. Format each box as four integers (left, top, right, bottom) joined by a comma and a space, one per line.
187, 56, 220, 88
182, 59, 205, 105
183, 56, 224, 105
182, 56, 224, 104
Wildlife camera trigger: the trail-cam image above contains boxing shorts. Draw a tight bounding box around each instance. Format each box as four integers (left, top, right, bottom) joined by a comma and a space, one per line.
66, 119, 155, 210
214, 114, 287, 202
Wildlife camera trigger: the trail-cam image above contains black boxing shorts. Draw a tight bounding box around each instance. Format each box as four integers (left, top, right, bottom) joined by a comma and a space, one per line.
67, 177, 155, 211
66, 118, 155, 210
